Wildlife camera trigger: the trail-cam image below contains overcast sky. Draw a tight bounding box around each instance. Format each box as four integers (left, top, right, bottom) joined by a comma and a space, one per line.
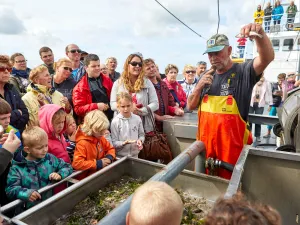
0, 0, 261, 73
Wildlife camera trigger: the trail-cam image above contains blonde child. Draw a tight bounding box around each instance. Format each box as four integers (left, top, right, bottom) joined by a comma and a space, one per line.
126, 181, 183, 225
5, 126, 73, 210
64, 114, 77, 161
72, 110, 116, 179
38, 104, 71, 163
111, 92, 145, 158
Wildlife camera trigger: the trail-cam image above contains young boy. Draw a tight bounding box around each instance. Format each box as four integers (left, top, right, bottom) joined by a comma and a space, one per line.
126, 181, 183, 225
0, 99, 21, 148
0, 99, 22, 207
5, 126, 73, 210
38, 104, 71, 163
72, 110, 116, 179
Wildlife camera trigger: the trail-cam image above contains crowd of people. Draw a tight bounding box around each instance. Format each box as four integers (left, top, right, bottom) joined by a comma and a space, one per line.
254, 1, 298, 32
0, 44, 208, 215
0, 20, 288, 223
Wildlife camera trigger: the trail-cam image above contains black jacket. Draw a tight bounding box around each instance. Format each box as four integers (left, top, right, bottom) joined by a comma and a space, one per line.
2, 83, 29, 133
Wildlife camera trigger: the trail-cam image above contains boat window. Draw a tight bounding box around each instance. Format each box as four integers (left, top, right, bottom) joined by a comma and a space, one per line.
272, 39, 280, 52
283, 39, 294, 51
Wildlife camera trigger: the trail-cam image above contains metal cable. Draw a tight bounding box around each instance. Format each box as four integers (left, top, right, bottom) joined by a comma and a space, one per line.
153, 0, 207, 40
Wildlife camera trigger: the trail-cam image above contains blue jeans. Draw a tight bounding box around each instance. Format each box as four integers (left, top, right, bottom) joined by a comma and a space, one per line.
267, 106, 277, 131
264, 20, 271, 32
249, 102, 264, 137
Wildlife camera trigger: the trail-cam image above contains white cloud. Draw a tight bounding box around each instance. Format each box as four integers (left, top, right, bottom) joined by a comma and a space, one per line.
0, 0, 259, 71
0, 8, 26, 34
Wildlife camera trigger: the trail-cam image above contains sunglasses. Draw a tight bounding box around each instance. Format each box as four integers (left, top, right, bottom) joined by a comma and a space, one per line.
129, 61, 143, 67
0, 67, 12, 73
69, 49, 82, 54
63, 67, 73, 72
15, 60, 27, 64
186, 70, 196, 74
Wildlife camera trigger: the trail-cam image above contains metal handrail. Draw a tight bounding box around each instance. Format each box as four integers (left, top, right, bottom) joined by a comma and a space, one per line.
98, 141, 206, 225
0, 170, 83, 214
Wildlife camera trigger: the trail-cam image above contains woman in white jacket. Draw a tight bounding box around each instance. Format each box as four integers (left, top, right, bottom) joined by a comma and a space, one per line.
249, 76, 273, 142
110, 54, 159, 133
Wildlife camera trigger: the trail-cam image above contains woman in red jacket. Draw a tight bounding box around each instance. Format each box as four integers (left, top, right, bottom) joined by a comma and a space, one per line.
163, 64, 187, 109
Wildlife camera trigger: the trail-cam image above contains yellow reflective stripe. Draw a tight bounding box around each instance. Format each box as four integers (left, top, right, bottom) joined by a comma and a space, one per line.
200, 96, 240, 115
243, 129, 250, 144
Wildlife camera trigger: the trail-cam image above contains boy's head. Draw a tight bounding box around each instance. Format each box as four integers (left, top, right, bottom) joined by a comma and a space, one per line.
52, 109, 67, 135
22, 126, 48, 161
126, 181, 183, 225
117, 92, 133, 118
0, 98, 12, 130
82, 110, 109, 137
65, 114, 77, 135
204, 193, 281, 225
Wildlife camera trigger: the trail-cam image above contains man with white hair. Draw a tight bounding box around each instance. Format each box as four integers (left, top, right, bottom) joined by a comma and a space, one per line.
106, 57, 120, 82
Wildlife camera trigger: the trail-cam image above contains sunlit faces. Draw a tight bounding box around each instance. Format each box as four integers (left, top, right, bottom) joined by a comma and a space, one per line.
184, 69, 196, 84
107, 59, 117, 71
100, 64, 109, 75
14, 55, 27, 70
57, 62, 72, 80
41, 51, 54, 65
208, 46, 232, 71
197, 64, 207, 75
34, 70, 52, 88
166, 68, 178, 84
24, 137, 48, 161
128, 57, 142, 77
86, 60, 101, 78
117, 98, 133, 118
66, 118, 77, 135
52, 116, 66, 135
0, 63, 11, 84
0, 113, 11, 130
67, 44, 81, 62
144, 63, 157, 78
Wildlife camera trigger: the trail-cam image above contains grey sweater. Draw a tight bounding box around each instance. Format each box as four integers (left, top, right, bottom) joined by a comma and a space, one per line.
110, 78, 159, 133
0, 148, 13, 175
111, 113, 145, 158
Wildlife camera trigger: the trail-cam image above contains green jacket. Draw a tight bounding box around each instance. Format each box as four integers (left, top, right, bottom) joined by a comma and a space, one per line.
287, 5, 297, 18
6, 153, 73, 209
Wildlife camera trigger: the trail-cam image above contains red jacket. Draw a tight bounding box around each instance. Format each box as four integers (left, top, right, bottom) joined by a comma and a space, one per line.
163, 78, 187, 109
72, 73, 113, 119
38, 104, 71, 163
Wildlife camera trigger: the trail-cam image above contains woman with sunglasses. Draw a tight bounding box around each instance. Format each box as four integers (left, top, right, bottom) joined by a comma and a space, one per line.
110, 54, 159, 133
22, 65, 71, 126
9, 53, 31, 97
163, 64, 187, 110
52, 58, 76, 103
178, 64, 198, 100
0, 55, 29, 133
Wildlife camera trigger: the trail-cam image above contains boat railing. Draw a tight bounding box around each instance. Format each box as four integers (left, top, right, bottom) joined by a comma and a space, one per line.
259, 11, 300, 33
0, 170, 83, 215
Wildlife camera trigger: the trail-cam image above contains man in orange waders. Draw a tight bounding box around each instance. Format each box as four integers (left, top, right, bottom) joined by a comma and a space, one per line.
187, 23, 274, 179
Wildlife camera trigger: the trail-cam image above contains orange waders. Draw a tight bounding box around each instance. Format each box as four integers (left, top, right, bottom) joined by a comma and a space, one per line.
197, 94, 253, 179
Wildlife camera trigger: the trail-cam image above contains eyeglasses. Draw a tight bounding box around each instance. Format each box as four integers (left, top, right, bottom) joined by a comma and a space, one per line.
63, 67, 73, 72
15, 60, 27, 64
129, 61, 143, 67
69, 49, 82, 54
186, 70, 196, 74
0, 67, 12, 73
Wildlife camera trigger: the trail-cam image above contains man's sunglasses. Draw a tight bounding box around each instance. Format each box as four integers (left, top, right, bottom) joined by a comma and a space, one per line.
0, 67, 12, 73
129, 61, 143, 67
69, 49, 82, 54
186, 70, 196, 74
63, 67, 73, 72
15, 60, 27, 64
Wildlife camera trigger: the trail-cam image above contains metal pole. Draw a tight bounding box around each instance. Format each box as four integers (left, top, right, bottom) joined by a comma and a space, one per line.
194, 151, 206, 173
98, 141, 205, 225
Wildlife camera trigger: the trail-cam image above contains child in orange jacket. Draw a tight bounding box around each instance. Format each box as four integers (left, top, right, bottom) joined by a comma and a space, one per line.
72, 110, 116, 179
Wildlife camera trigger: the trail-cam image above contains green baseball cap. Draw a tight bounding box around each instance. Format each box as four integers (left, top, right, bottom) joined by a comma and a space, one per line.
203, 34, 230, 54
